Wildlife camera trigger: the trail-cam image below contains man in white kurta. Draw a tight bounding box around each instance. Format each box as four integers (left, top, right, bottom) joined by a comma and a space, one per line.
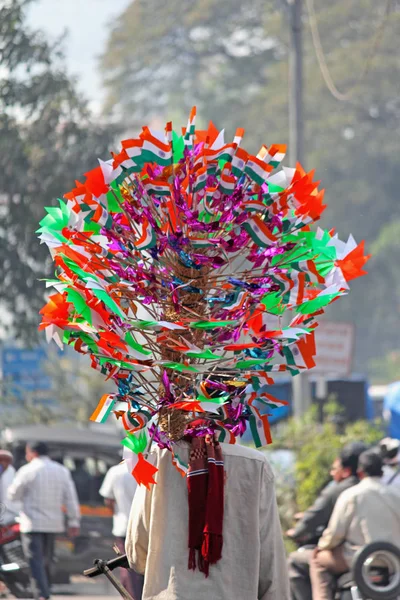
126, 442, 289, 600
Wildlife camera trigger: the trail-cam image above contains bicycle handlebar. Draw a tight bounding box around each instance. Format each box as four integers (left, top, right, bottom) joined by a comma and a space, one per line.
83, 553, 130, 578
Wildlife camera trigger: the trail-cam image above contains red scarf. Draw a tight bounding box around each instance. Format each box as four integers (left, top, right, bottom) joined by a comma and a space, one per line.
187, 435, 224, 576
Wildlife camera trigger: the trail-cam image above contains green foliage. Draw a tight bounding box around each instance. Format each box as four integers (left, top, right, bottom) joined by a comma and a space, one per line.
0, 0, 117, 341
370, 350, 400, 384
275, 402, 383, 510
101, 0, 400, 372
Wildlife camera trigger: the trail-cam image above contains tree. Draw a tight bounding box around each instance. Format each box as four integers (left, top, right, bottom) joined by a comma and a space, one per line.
0, 0, 117, 341
101, 0, 400, 372
100, 0, 283, 133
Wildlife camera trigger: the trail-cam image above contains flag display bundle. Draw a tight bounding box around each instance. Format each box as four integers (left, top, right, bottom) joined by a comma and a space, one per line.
38, 108, 369, 486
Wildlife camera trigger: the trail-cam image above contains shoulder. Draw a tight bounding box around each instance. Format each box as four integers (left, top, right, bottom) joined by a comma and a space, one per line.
15, 462, 34, 476
221, 442, 269, 463
106, 463, 124, 481
48, 460, 70, 478
102, 464, 122, 485
331, 477, 357, 498
335, 481, 362, 504
221, 443, 274, 479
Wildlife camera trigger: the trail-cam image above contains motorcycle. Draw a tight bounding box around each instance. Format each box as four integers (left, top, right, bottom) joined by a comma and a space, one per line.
337, 541, 400, 600
0, 521, 35, 599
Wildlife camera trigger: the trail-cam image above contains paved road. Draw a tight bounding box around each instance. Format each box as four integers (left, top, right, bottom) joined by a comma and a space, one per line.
9, 576, 120, 598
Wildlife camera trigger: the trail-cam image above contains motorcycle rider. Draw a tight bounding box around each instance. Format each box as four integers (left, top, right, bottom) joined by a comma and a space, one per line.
310, 449, 400, 600
287, 442, 366, 600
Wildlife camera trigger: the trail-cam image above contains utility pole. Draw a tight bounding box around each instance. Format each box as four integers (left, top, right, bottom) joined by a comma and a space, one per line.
288, 0, 312, 418
288, 0, 304, 168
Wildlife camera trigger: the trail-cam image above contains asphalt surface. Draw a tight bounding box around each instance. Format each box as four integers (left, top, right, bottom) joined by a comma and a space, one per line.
8, 576, 120, 598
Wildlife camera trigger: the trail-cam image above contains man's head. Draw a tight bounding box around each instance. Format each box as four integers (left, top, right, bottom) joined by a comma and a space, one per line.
0, 449, 13, 473
330, 441, 367, 482
379, 438, 399, 465
25, 441, 49, 463
357, 450, 383, 479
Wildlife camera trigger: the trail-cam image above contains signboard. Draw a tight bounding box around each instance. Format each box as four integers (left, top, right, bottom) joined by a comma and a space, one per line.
1, 346, 55, 404
313, 321, 355, 376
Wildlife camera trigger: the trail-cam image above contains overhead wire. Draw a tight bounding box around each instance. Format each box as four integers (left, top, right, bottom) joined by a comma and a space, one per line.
304, 0, 394, 102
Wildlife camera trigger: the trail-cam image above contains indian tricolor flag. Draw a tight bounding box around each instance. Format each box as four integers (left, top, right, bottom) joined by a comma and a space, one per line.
134, 217, 157, 250
121, 138, 143, 160
172, 451, 188, 477
245, 155, 274, 185
183, 106, 196, 146
249, 413, 272, 447
219, 164, 236, 195
143, 179, 171, 197
283, 334, 316, 372
140, 127, 172, 166
233, 127, 245, 146
288, 272, 306, 306
231, 147, 249, 177
87, 204, 112, 229
165, 121, 173, 144
297, 259, 325, 284
90, 394, 116, 423
205, 142, 236, 163
257, 144, 286, 169
243, 199, 267, 214
216, 423, 236, 444
193, 166, 207, 193
112, 149, 136, 170
242, 215, 277, 247
268, 144, 286, 168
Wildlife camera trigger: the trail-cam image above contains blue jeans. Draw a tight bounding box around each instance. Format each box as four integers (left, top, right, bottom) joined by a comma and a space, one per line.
21, 532, 55, 599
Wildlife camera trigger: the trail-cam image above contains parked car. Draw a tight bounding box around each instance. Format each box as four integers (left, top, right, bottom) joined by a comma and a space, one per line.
1, 423, 123, 584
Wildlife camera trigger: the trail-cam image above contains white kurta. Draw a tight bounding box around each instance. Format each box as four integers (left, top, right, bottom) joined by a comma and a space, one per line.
126, 442, 289, 600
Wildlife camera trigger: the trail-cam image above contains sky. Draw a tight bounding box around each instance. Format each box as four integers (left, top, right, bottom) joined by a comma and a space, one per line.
28, 0, 131, 112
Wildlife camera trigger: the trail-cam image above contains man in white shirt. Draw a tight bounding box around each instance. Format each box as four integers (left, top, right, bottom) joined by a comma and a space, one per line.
8, 441, 80, 600
126, 442, 289, 600
310, 450, 400, 600
100, 460, 143, 599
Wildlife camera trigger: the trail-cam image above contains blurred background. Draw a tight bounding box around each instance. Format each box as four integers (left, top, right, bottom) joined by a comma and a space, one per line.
1, 0, 399, 425
0, 0, 399, 591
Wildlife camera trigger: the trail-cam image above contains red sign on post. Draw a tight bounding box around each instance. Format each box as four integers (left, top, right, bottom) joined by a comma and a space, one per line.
313, 321, 355, 376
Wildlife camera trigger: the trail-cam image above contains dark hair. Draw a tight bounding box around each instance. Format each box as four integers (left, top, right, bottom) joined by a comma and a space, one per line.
27, 441, 49, 456
358, 450, 383, 477
340, 441, 368, 476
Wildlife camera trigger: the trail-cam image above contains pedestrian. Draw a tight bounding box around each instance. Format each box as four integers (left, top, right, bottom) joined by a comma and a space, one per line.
287, 441, 366, 600
0, 449, 21, 525
310, 449, 400, 600
100, 460, 144, 600
125, 435, 289, 600
7, 441, 80, 600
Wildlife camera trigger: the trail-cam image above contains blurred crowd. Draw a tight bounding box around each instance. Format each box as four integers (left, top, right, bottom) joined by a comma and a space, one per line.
286, 437, 400, 600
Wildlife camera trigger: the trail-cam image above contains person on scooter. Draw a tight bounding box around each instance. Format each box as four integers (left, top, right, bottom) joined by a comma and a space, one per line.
287, 442, 366, 600
310, 449, 400, 600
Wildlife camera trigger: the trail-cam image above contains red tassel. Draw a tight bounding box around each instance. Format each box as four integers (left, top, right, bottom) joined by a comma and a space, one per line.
188, 548, 196, 571
202, 532, 223, 565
